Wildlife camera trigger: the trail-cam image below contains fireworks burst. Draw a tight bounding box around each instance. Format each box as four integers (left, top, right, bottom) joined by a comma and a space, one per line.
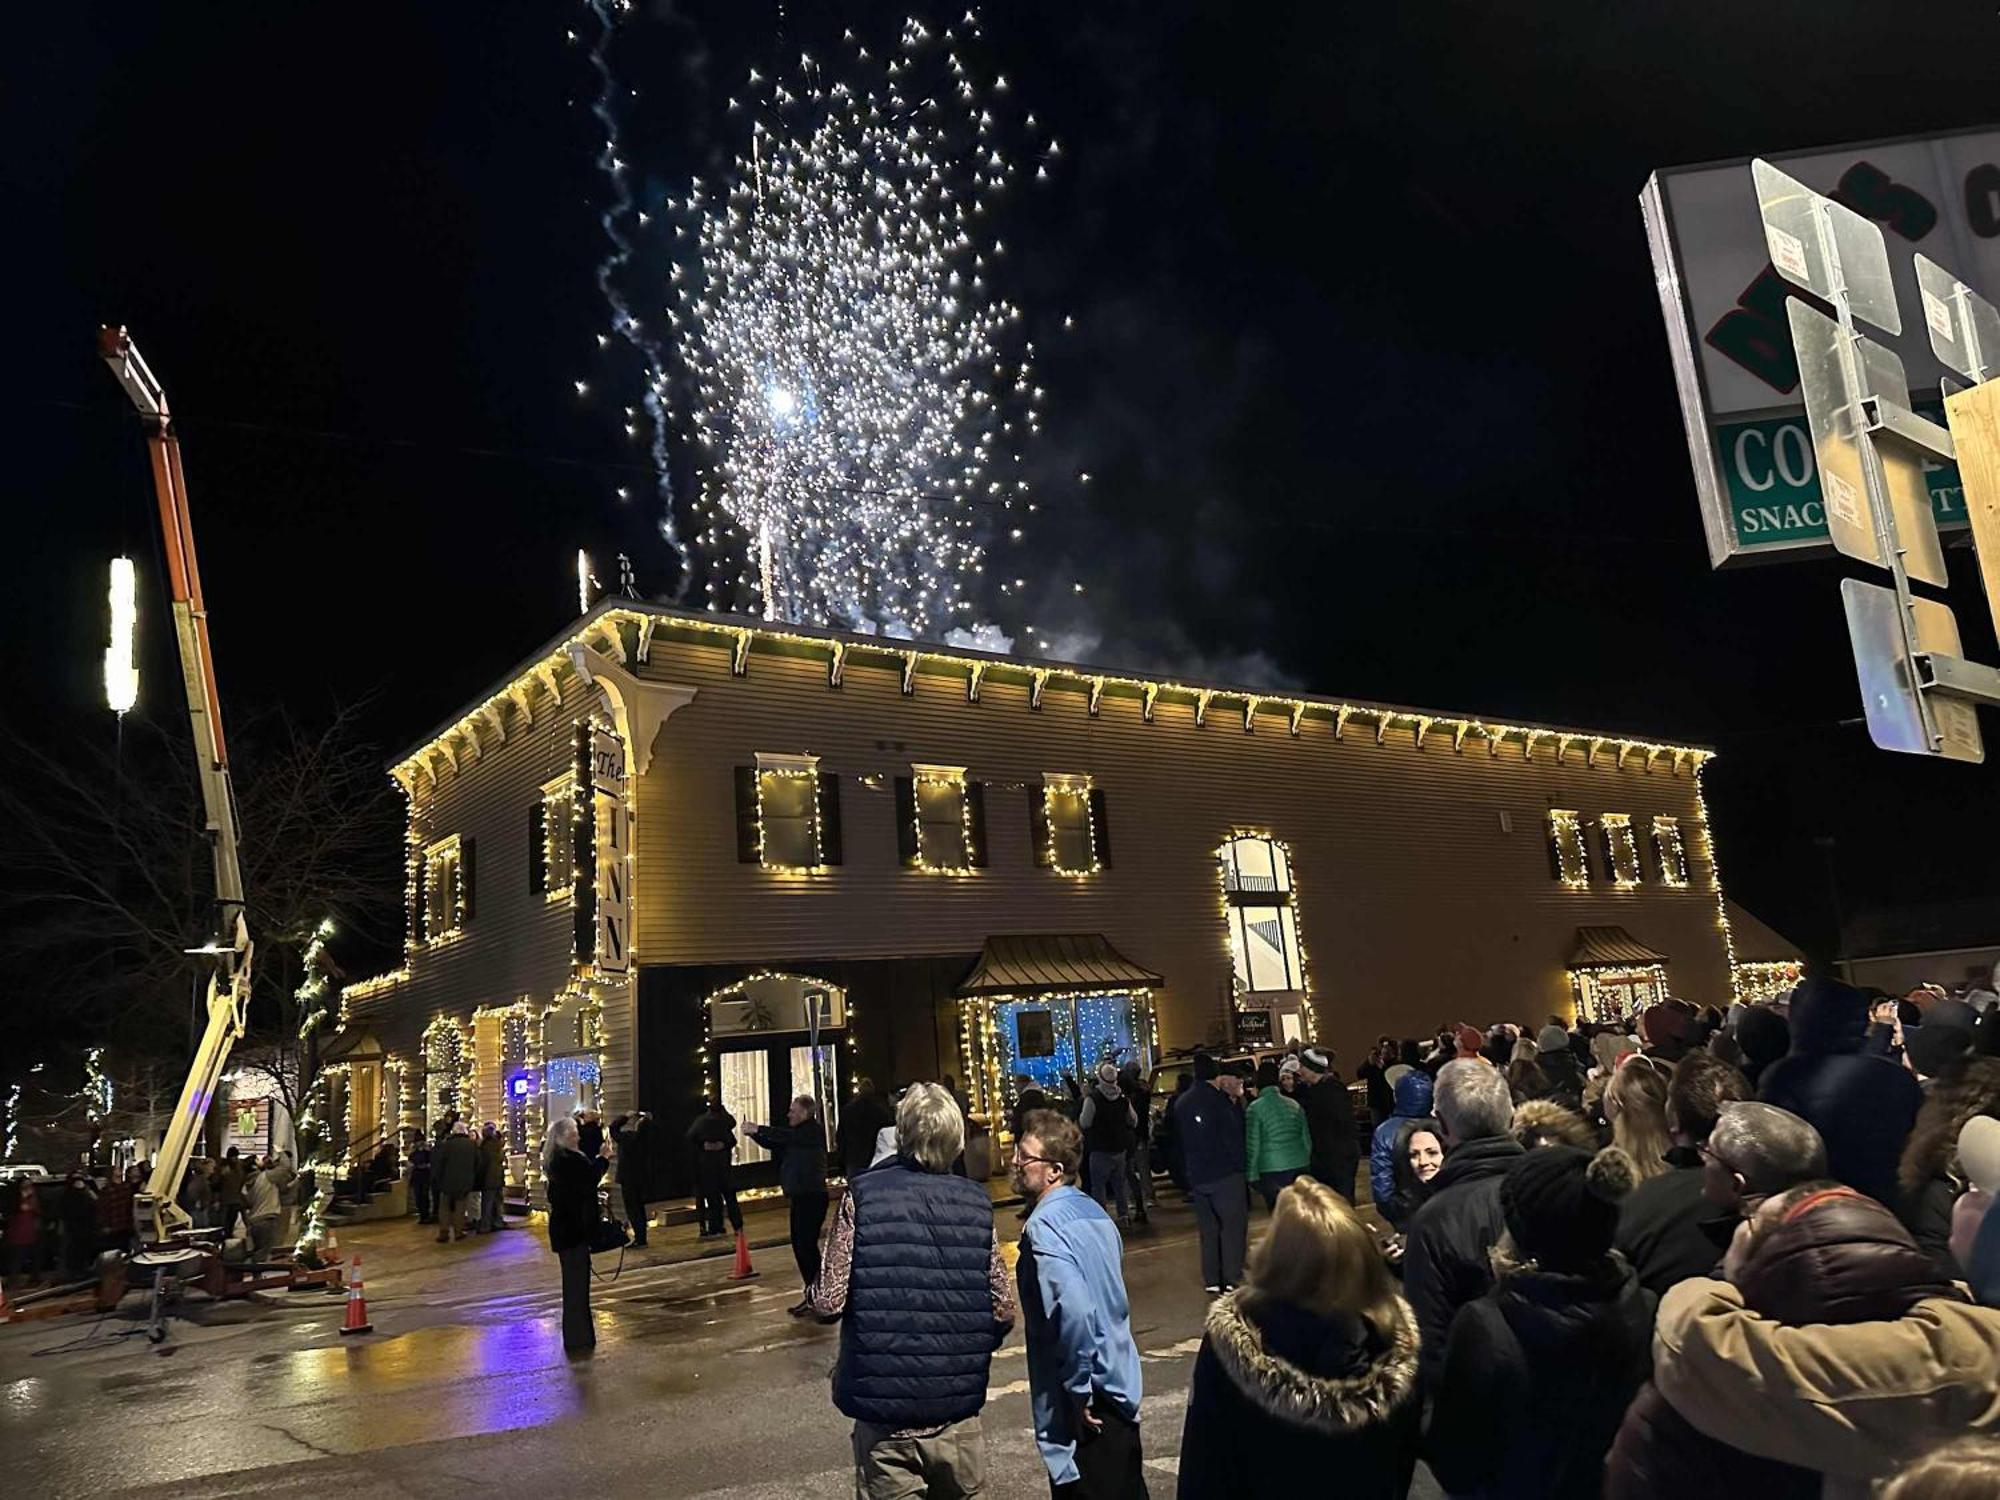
669, 12, 1049, 635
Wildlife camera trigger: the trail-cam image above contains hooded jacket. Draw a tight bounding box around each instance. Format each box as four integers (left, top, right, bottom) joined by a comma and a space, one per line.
434, 1130, 480, 1196
1401, 1132, 1524, 1391
1760, 978, 1923, 1208
1610, 1187, 1981, 1500
1177, 1291, 1420, 1497
1426, 1248, 1655, 1500
1245, 1086, 1311, 1180
1370, 1070, 1435, 1206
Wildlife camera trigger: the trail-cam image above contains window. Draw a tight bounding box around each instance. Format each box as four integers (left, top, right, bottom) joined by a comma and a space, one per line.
1219, 835, 1306, 995
423, 834, 471, 941
914, 764, 972, 871
530, 773, 577, 899
1033, 774, 1109, 874
1601, 813, 1642, 888
1549, 810, 1589, 888
734, 753, 843, 870
1652, 816, 1689, 887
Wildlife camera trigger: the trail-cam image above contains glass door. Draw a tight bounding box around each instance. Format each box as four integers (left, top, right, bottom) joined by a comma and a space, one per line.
720, 1050, 773, 1165
789, 1044, 841, 1148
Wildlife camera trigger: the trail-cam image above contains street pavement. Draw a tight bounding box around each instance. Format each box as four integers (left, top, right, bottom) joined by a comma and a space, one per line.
1, 1190, 1445, 1499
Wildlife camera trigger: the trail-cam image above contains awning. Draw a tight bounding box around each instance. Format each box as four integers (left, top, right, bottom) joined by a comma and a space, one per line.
957, 934, 1164, 998
1568, 926, 1669, 969
319, 1025, 386, 1064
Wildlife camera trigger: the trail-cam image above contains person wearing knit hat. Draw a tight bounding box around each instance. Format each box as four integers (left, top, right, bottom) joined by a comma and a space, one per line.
1536, 1024, 1585, 1112
1453, 1023, 1485, 1062
1427, 1144, 1653, 1498
1639, 1004, 1692, 1065
1905, 998, 1979, 1081
1294, 1046, 1360, 1204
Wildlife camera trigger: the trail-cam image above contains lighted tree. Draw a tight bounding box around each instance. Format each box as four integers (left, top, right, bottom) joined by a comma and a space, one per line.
670, 14, 1048, 636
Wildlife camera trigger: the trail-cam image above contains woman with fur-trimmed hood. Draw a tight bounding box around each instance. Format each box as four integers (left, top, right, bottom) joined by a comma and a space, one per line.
1426, 1145, 1653, 1500
1178, 1175, 1420, 1497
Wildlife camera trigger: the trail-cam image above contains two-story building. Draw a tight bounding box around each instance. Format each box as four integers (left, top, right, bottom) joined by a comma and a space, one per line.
331, 600, 1793, 1199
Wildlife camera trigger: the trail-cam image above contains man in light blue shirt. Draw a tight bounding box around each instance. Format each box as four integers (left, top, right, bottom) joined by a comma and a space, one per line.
1011, 1108, 1148, 1498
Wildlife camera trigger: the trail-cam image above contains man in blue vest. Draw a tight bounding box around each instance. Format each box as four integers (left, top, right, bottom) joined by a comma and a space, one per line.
1013, 1109, 1148, 1498
812, 1081, 1014, 1496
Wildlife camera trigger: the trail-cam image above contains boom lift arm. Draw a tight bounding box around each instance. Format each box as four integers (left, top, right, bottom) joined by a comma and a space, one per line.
99, 326, 255, 1246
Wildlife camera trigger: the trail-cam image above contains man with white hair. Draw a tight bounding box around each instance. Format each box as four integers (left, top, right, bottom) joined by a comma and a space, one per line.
812, 1081, 1015, 1497
1402, 1056, 1525, 1391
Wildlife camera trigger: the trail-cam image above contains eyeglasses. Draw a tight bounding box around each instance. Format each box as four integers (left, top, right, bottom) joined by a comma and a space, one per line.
1012, 1149, 1065, 1171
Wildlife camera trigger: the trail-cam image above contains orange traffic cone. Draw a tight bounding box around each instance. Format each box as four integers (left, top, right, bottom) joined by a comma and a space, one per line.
337, 1252, 373, 1336
728, 1228, 758, 1280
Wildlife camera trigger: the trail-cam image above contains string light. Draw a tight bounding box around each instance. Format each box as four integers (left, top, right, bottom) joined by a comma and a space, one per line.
753, 757, 823, 870
671, 12, 1046, 632
1041, 773, 1098, 875
422, 1016, 475, 1129
1692, 760, 1745, 1001
1651, 815, 1689, 888
913, 764, 976, 873
1549, 810, 1591, 889
1601, 813, 1642, 889
1217, 832, 1315, 1040
420, 835, 466, 947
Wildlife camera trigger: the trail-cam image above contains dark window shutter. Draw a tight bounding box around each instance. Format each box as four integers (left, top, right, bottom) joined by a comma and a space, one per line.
1088, 788, 1111, 869
967, 781, 989, 867
529, 801, 547, 894
894, 776, 919, 867
573, 761, 597, 961
734, 766, 760, 864
1030, 782, 1053, 868
459, 837, 476, 925
816, 774, 843, 866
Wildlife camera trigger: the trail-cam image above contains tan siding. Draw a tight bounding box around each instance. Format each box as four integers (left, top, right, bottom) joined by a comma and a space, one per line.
631, 636, 1732, 1061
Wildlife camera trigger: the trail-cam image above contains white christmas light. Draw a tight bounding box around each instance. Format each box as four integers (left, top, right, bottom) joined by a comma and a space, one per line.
105, 556, 138, 715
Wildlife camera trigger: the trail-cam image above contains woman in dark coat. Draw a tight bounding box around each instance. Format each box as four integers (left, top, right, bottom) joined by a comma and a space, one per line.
543, 1114, 610, 1355
1178, 1176, 1420, 1497
1426, 1145, 1654, 1500
1380, 1117, 1443, 1233
1896, 1057, 2000, 1278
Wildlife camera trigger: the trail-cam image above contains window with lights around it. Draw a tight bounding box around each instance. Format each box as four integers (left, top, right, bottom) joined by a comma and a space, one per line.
1601, 813, 1642, 887
1549, 810, 1589, 889
423, 834, 470, 940
756, 753, 820, 869
1652, 815, 1689, 886
914, 765, 972, 871
1219, 835, 1306, 995
1043, 774, 1097, 874
530, 773, 577, 899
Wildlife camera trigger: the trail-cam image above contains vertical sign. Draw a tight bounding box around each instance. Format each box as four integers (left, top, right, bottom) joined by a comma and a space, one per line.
589, 725, 631, 975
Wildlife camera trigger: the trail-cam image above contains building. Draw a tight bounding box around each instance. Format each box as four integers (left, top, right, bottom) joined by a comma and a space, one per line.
335, 601, 1756, 1198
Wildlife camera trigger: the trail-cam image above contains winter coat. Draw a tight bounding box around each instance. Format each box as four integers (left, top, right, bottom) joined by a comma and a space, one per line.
1539, 1048, 1585, 1112
1369, 1071, 1435, 1206
1244, 1088, 1311, 1180
215, 1161, 246, 1207
1172, 1080, 1246, 1188
479, 1133, 507, 1191
835, 1091, 896, 1179
576, 1116, 604, 1160
1759, 977, 1923, 1208
1177, 1291, 1421, 1498
1079, 1084, 1137, 1157
1298, 1074, 1360, 1199
544, 1147, 607, 1253
1902, 1172, 1960, 1278
1612, 1148, 1733, 1295
751, 1117, 829, 1198
687, 1110, 738, 1177
832, 1160, 1005, 1428
1613, 1185, 1977, 1500
244, 1169, 280, 1223
1356, 1060, 1395, 1122
1379, 1118, 1439, 1232
1401, 1133, 1523, 1392
1426, 1251, 1655, 1500
433, 1133, 480, 1196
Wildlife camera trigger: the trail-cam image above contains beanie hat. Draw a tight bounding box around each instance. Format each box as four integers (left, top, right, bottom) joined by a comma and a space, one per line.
1300, 1046, 1330, 1073
1960, 1116, 2000, 1197
1640, 1003, 1689, 1047
1097, 1061, 1119, 1086
1278, 1055, 1301, 1077
1454, 1023, 1485, 1060
1536, 1024, 1569, 1055
1500, 1144, 1638, 1272
1906, 1000, 1978, 1078
1194, 1052, 1219, 1082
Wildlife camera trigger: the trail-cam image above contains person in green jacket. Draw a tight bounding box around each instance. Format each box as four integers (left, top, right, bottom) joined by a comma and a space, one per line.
1246, 1059, 1313, 1209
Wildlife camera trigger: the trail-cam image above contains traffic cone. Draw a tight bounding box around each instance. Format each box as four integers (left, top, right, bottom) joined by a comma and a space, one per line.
337, 1252, 373, 1336
728, 1228, 757, 1280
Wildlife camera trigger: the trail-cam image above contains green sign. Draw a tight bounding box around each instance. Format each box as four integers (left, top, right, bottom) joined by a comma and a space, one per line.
1717, 408, 1965, 549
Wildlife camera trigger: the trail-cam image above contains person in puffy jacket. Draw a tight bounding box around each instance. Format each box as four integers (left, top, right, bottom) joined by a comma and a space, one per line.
1608, 1181, 1988, 1500
1370, 1070, 1434, 1207
1761, 975, 1922, 1209
1245, 1069, 1312, 1208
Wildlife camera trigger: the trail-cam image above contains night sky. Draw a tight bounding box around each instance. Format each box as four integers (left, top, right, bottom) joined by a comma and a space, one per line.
12, 2, 2000, 976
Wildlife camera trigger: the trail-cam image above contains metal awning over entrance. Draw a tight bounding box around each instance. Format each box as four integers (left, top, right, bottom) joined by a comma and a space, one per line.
1568, 927, 1669, 969
957, 934, 1164, 998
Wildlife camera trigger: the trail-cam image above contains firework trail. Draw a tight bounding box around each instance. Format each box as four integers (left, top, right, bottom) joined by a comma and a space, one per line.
585, 0, 686, 593
668, 11, 1050, 636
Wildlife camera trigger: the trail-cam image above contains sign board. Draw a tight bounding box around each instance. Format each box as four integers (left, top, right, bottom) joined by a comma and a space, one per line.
589, 726, 631, 975
1231, 1008, 1273, 1048
1641, 127, 1998, 566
